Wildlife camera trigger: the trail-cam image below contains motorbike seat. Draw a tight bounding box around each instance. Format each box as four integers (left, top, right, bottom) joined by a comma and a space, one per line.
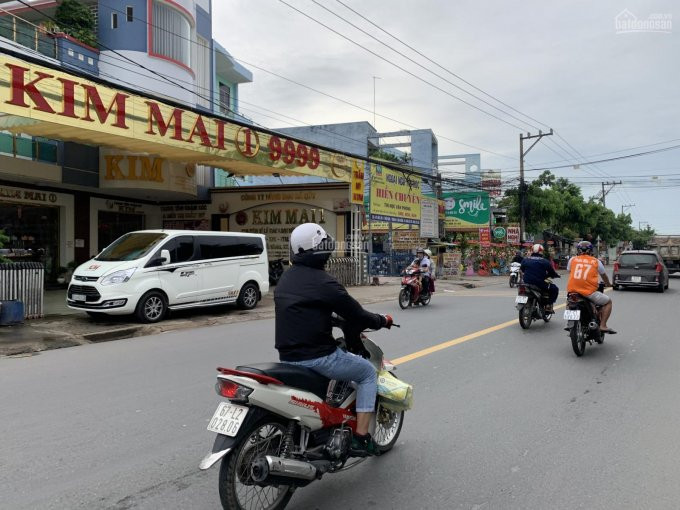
235, 362, 330, 400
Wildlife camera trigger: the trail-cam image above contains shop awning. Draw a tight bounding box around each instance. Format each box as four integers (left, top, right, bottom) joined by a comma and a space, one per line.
0, 51, 356, 181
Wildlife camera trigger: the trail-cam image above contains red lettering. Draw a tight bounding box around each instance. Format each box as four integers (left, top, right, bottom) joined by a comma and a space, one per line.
58, 78, 78, 118
82, 85, 129, 128
5, 64, 55, 113
187, 116, 213, 147
145, 102, 184, 141
213, 119, 226, 149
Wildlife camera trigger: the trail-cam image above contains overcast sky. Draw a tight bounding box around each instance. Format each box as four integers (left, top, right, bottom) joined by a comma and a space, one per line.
215, 0, 680, 234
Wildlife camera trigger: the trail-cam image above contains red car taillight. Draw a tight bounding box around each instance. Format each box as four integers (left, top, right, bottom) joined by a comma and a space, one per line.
215, 378, 253, 400
613, 262, 620, 272
655, 263, 663, 273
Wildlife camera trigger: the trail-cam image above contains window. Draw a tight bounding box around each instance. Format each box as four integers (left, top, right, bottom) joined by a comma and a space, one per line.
618, 253, 658, 268
152, 0, 192, 68
160, 236, 195, 263
198, 236, 263, 260
126, 6, 134, 22
219, 84, 231, 114
111, 12, 118, 29
96, 233, 167, 262
195, 36, 211, 108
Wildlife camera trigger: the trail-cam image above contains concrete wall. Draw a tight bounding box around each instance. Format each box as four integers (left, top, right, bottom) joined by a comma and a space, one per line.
277, 122, 377, 157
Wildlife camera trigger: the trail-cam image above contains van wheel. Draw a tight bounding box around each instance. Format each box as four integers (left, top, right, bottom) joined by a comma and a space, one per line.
135, 291, 167, 323
237, 283, 259, 310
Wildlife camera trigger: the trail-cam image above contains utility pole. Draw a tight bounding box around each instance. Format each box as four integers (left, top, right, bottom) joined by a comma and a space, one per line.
621, 203, 635, 215
519, 129, 553, 243
600, 180, 622, 207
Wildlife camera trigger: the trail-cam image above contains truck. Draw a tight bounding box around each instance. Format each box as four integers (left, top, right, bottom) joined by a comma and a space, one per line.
648, 236, 680, 273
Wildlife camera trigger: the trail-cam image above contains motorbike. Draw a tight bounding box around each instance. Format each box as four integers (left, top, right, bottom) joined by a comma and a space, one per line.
268, 258, 284, 286
398, 264, 432, 309
199, 315, 410, 510
509, 262, 522, 288
515, 277, 556, 329
564, 282, 606, 357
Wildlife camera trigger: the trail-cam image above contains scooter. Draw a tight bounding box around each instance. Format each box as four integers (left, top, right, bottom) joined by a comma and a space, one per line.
199, 316, 411, 510
509, 262, 522, 288
398, 264, 432, 309
564, 282, 607, 357
515, 277, 557, 329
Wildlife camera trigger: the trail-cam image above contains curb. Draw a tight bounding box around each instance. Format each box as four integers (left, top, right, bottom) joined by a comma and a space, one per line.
81, 326, 142, 343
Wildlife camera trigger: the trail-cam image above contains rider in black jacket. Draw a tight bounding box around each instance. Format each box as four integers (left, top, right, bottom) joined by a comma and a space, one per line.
275, 223, 391, 456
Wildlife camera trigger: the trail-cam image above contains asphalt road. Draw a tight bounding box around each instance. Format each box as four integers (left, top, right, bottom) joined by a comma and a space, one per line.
2, 277, 680, 510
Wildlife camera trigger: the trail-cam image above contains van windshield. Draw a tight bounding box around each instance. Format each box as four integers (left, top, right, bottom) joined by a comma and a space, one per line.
96, 233, 168, 261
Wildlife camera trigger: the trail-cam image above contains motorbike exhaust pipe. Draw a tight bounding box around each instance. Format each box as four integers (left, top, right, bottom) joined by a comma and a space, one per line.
251, 456, 330, 486
588, 321, 599, 331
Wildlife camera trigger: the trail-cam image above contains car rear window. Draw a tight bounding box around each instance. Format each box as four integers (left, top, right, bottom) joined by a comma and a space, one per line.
619, 253, 658, 268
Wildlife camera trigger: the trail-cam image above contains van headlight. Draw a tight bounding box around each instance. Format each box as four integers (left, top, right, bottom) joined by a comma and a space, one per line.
101, 268, 136, 286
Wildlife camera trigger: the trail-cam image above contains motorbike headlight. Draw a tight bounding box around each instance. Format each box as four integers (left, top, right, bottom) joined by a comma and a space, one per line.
100, 268, 136, 286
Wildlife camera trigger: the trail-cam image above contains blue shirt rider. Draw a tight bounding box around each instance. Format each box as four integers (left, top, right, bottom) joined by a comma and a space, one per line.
520, 244, 560, 310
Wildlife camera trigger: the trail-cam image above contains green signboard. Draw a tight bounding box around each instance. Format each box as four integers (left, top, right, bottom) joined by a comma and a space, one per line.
443, 191, 490, 229
493, 226, 506, 239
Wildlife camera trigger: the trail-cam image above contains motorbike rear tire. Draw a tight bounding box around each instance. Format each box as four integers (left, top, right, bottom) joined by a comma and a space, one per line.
419, 293, 431, 306
218, 419, 294, 510
398, 288, 411, 309
571, 321, 586, 357
509, 275, 516, 288
519, 301, 533, 329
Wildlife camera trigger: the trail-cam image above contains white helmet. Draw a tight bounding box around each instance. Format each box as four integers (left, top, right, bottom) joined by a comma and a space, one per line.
290, 223, 332, 254
424, 249, 432, 257
532, 243, 544, 255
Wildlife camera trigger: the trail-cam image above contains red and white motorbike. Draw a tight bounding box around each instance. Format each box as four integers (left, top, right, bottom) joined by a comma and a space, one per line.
199, 316, 410, 510
398, 264, 432, 309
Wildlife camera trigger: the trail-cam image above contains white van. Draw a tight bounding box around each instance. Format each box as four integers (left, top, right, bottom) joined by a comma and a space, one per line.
67, 230, 269, 322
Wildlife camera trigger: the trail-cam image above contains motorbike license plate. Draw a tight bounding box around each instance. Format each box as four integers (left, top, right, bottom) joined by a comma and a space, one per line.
515, 295, 528, 304
71, 294, 86, 302
631, 276, 642, 283
207, 402, 249, 436
564, 310, 581, 321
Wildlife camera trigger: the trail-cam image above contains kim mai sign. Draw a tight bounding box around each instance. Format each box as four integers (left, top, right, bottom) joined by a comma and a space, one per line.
0, 54, 359, 182
443, 192, 490, 229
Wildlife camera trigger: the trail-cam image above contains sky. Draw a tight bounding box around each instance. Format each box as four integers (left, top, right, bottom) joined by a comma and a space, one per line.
214, 0, 680, 234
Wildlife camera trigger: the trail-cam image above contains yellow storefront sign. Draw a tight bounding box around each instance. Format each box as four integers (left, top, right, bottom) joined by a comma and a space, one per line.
0, 54, 352, 181
369, 165, 422, 225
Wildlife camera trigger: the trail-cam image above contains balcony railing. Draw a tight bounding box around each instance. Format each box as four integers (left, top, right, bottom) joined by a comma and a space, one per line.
0, 15, 56, 58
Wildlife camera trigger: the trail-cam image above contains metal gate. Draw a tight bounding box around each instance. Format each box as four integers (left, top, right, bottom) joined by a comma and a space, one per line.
0, 262, 44, 319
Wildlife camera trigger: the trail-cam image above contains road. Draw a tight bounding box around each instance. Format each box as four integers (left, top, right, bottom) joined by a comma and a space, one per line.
2, 277, 679, 509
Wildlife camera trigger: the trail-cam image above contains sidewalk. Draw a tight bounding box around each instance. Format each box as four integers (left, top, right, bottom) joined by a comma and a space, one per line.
0, 274, 508, 357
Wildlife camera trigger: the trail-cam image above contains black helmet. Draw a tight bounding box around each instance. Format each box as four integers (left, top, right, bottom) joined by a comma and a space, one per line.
577, 240, 593, 255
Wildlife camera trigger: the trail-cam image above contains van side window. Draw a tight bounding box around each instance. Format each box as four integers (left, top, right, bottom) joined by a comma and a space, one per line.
198, 236, 264, 260
163, 236, 195, 263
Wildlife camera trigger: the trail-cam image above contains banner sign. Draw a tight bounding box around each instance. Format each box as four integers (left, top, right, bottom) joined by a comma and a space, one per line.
420, 197, 438, 238
507, 226, 520, 245
369, 165, 422, 225
351, 160, 365, 204
479, 227, 491, 247
442, 251, 462, 276
443, 191, 490, 229
481, 170, 502, 198
0, 54, 358, 182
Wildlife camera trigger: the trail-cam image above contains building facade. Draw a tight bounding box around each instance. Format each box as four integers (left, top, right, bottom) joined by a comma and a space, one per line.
0, 0, 251, 284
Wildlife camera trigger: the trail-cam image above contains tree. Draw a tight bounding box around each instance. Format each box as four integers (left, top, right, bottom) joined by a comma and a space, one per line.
0, 229, 9, 263
54, 0, 96, 47
501, 170, 643, 245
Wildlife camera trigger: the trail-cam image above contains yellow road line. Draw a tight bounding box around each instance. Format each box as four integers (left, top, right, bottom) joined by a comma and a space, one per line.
392, 302, 567, 365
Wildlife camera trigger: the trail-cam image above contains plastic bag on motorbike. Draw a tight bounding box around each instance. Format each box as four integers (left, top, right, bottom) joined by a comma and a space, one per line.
377, 370, 413, 411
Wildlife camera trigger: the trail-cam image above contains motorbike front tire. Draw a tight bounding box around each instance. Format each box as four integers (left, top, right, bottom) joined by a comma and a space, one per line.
398, 288, 411, 309
519, 301, 533, 329
218, 419, 294, 510
374, 401, 404, 454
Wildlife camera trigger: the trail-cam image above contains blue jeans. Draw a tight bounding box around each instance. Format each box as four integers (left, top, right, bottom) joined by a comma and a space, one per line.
285, 348, 377, 412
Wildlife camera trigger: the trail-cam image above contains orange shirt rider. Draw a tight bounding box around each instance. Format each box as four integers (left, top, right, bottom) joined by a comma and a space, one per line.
567, 254, 606, 296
